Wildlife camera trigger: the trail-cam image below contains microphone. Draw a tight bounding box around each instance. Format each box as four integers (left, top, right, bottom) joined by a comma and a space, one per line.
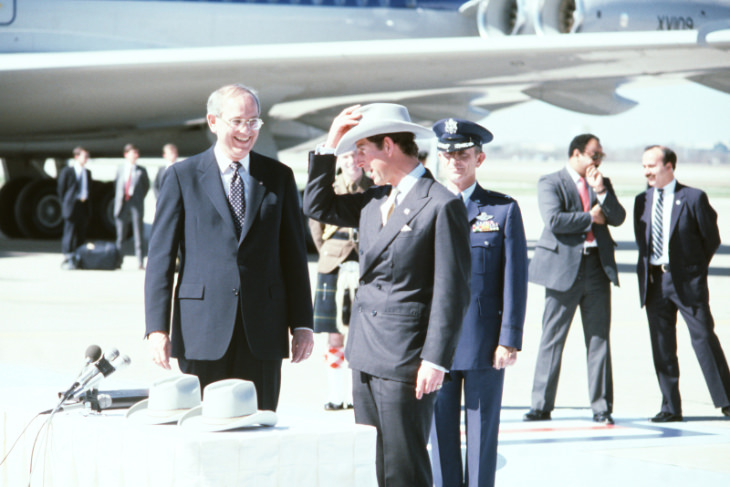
60, 344, 105, 401
72, 352, 131, 398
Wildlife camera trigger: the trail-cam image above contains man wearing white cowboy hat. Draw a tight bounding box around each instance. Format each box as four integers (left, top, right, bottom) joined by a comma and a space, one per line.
303, 103, 471, 487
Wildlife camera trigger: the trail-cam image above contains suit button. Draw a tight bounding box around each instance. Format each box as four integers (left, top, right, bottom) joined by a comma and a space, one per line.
233, 289, 239, 296
359, 249, 364, 255
376, 284, 382, 290
371, 310, 377, 316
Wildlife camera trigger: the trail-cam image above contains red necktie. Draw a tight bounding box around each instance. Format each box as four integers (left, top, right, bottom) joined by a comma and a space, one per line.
124, 169, 133, 201
578, 177, 595, 243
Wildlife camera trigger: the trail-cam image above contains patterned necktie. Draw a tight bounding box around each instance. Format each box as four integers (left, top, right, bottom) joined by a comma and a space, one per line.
381, 188, 399, 226
578, 177, 595, 243
651, 188, 664, 261
228, 161, 246, 238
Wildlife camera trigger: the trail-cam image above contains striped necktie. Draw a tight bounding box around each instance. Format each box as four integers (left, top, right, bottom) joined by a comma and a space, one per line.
651, 188, 664, 261
228, 161, 246, 238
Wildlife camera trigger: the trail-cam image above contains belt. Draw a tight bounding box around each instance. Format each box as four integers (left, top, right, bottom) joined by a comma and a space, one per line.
649, 264, 669, 273
328, 230, 359, 243
581, 246, 598, 255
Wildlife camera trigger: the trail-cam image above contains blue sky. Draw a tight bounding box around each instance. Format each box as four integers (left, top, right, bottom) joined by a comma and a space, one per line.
482, 81, 730, 150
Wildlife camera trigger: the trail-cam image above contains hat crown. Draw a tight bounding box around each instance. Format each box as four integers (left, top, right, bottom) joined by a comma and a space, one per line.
202, 379, 258, 419
147, 374, 201, 411
357, 103, 413, 125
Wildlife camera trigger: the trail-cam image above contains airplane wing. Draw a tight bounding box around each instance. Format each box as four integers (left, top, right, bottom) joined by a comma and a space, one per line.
1, 28, 730, 159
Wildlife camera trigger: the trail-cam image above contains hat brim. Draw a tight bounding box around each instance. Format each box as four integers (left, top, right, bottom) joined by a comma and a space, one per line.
125, 399, 193, 425
177, 406, 278, 431
335, 120, 434, 156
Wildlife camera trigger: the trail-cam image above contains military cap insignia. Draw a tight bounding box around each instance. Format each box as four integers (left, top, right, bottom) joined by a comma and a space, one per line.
445, 118, 458, 134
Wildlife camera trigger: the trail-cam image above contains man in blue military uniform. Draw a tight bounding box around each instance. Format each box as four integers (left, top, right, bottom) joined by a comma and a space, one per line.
430, 119, 528, 487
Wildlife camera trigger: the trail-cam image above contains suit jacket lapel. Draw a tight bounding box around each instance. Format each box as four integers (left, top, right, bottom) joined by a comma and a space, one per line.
643, 187, 653, 246
198, 147, 237, 239
558, 168, 582, 211
468, 185, 488, 223
669, 182, 685, 239
240, 153, 266, 244
360, 176, 433, 277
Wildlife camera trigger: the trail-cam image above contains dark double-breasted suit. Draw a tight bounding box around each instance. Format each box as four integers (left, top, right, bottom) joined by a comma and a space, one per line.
145, 147, 313, 408
528, 167, 625, 415
57, 165, 93, 256
634, 181, 730, 415
304, 153, 471, 487
114, 162, 150, 266
431, 184, 528, 487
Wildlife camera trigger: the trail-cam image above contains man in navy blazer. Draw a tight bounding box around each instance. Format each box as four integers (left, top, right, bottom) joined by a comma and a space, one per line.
144, 84, 314, 411
304, 104, 471, 487
634, 145, 730, 422
429, 119, 528, 487
526, 134, 625, 425
57, 146, 93, 267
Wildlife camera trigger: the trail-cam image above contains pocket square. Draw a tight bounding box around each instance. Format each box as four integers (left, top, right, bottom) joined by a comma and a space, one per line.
400, 224, 412, 232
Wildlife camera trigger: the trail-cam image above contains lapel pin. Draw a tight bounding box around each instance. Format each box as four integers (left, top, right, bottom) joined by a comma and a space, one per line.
404, 208, 411, 215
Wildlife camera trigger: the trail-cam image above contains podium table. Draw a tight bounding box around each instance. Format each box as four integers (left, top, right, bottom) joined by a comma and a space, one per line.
1, 409, 376, 487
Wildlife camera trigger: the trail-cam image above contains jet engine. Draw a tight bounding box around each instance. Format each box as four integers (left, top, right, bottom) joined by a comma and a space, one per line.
534, 0, 730, 35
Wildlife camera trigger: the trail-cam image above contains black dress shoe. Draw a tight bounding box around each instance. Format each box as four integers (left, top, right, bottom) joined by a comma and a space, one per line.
593, 412, 614, 425
523, 409, 551, 421
650, 411, 683, 423
324, 402, 345, 411
721, 406, 730, 417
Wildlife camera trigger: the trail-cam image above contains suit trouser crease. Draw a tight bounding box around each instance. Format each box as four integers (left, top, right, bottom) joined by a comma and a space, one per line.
646, 270, 730, 414
531, 253, 613, 413
353, 371, 434, 487
115, 204, 146, 266
432, 368, 504, 487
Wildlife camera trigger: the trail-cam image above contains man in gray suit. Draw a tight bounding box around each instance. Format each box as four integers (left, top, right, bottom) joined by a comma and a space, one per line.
525, 134, 626, 425
114, 143, 150, 269
304, 104, 471, 487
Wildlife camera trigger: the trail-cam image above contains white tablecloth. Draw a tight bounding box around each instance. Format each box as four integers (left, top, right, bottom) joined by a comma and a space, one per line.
1, 409, 377, 487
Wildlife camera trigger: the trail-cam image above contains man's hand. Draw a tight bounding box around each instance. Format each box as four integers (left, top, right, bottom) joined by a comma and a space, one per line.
585, 165, 606, 194
493, 345, 518, 370
148, 331, 171, 370
291, 329, 314, 363
415, 363, 445, 400
324, 105, 362, 149
590, 204, 606, 224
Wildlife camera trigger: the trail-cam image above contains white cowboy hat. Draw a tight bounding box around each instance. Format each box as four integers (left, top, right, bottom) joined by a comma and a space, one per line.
334, 103, 434, 156
126, 374, 201, 425
178, 379, 278, 431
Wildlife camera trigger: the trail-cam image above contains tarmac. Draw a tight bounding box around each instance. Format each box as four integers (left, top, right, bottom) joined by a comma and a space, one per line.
1, 159, 730, 486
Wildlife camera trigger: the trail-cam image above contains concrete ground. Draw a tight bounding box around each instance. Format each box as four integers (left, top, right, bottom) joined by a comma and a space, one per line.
1, 160, 729, 485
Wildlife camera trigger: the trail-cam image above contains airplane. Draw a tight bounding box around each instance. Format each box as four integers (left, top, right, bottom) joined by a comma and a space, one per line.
1, 0, 730, 240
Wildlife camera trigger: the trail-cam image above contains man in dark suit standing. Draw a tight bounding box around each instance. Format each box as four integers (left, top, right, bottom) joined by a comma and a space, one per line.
304, 104, 471, 487
145, 84, 313, 411
429, 119, 528, 487
114, 143, 150, 269
525, 134, 625, 425
634, 145, 730, 422
57, 146, 93, 268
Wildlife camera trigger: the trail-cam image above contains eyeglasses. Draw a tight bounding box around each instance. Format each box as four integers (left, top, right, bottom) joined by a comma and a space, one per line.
217, 116, 264, 131
585, 152, 606, 161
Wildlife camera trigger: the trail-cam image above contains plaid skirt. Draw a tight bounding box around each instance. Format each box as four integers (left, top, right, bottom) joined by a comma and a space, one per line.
313, 271, 339, 333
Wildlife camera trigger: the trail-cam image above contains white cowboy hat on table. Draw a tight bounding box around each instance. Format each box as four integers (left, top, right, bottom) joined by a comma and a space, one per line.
178, 379, 278, 431
334, 103, 434, 156
126, 374, 201, 424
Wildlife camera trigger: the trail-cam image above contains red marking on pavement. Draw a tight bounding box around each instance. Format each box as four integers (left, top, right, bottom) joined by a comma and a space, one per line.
500, 424, 622, 434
